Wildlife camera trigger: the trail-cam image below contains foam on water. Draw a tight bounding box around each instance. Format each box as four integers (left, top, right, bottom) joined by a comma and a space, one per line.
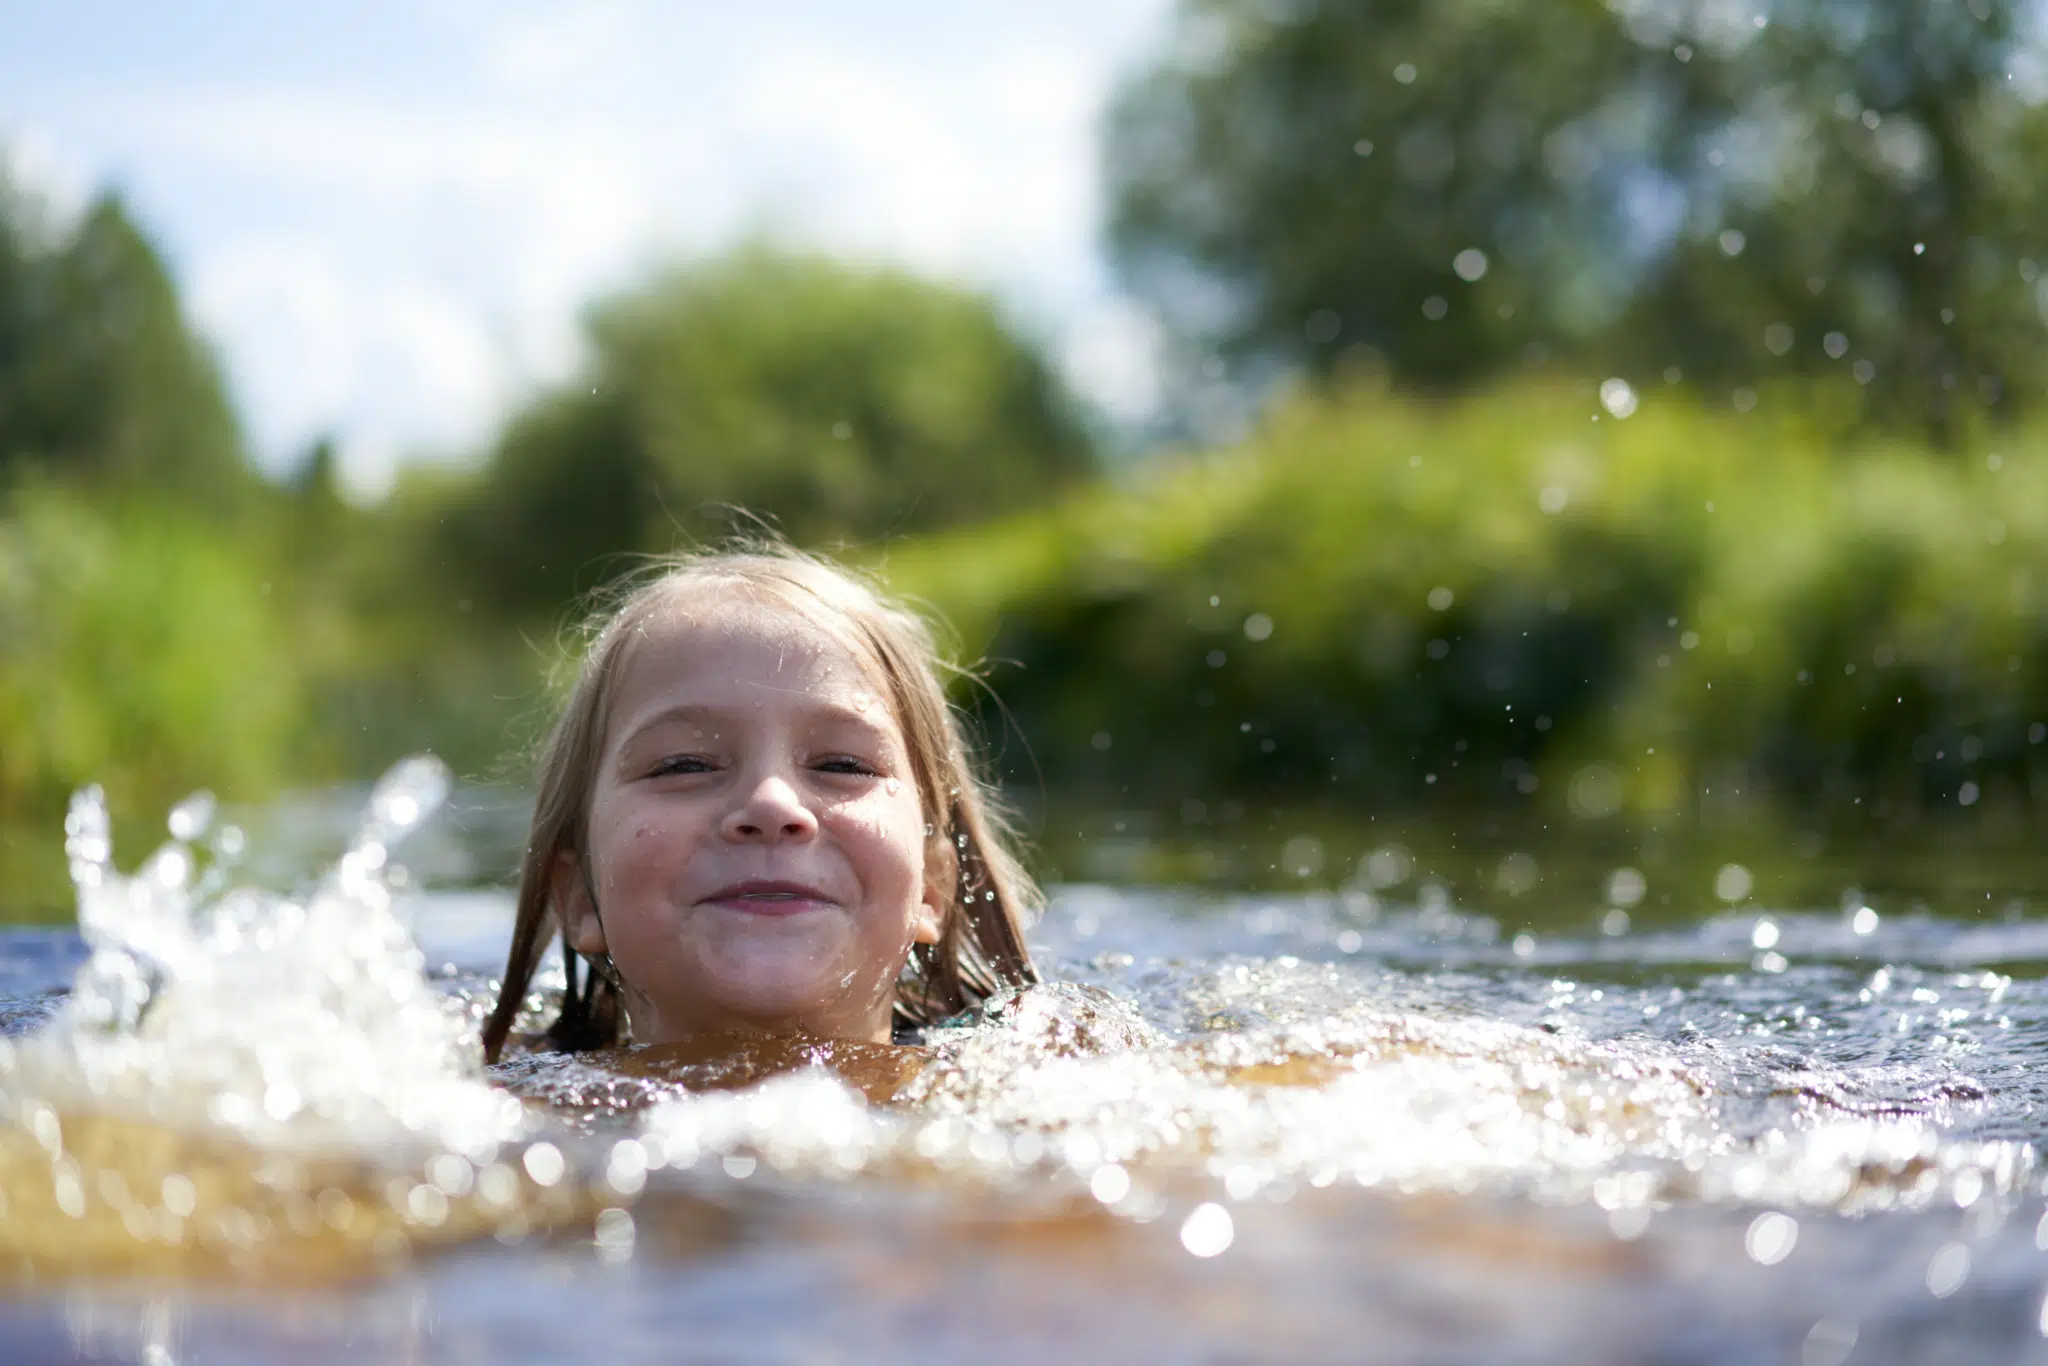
605, 973, 2034, 1230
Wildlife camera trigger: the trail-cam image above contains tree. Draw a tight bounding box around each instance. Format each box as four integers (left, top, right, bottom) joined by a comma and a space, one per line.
444, 244, 1096, 615
1105, 0, 2048, 430
0, 177, 248, 500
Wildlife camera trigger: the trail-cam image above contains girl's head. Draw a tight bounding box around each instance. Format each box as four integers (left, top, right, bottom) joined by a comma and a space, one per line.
481, 546, 1037, 1062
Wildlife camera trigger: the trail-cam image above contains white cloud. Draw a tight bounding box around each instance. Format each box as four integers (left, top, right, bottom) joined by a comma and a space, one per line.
190, 236, 506, 494
1061, 298, 1163, 426
476, 0, 643, 94
1, 123, 93, 236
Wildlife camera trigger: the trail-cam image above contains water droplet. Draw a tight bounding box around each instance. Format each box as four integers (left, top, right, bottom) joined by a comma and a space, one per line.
167, 791, 216, 842
160, 1173, 197, 1218
263, 1080, 302, 1121
145, 844, 193, 891
1717, 864, 1754, 902
1926, 1241, 1970, 1297
52, 1169, 86, 1219
1180, 1202, 1234, 1257
362, 754, 450, 846
429, 1153, 475, 1197
65, 785, 112, 880
1803, 1319, 1857, 1366
1090, 1163, 1131, 1204
523, 1141, 565, 1187
406, 1183, 449, 1226
595, 1206, 637, 1260
1599, 378, 1638, 419
1281, 834, 1324, 879
1745, 1210, 1797, 1264
1362, 845, 1412, 889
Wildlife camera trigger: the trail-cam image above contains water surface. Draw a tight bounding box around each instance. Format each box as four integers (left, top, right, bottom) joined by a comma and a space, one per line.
2, 771, 2047, 1364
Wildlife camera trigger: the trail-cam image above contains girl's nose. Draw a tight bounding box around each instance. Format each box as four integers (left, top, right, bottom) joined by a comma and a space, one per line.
722, 773, 818, 842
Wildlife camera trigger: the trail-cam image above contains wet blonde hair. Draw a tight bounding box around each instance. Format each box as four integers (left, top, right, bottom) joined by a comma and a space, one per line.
481, 545, 1039, 1062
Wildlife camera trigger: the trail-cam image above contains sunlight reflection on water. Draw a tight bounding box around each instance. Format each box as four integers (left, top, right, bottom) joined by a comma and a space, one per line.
3, 766, 2048, 1363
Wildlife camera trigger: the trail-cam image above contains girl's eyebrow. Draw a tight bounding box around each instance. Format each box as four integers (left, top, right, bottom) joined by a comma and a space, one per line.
617, 699, 898, 750
617, 703, 724, 748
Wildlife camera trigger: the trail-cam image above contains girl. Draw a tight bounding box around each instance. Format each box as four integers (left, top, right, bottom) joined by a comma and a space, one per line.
480, 546, 1039, 1063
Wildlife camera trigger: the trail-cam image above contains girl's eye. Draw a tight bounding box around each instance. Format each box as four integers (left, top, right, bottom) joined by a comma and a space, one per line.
647, 754, 714, 778
815, 755, 879, 777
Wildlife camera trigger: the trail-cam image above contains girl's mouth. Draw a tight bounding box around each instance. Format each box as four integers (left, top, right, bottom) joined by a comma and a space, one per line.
702, 882, 837, 915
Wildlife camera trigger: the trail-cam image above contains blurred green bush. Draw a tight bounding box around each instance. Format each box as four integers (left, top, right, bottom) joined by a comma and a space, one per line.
431, 241, 1096, 618
0, 487, 302, 905
881, 377, 2048, 830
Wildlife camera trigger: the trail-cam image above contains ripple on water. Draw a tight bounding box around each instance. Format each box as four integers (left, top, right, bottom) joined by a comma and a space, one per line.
2, 769, 2048, 1363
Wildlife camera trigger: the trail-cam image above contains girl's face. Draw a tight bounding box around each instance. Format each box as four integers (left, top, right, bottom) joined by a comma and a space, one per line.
556, 593, 942, 1044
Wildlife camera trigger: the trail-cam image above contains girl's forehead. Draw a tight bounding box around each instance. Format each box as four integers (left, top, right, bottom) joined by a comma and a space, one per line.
614, 591, 891, 708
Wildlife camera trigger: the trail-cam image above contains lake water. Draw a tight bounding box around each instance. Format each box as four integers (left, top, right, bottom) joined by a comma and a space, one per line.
2, 765, 2047, 1364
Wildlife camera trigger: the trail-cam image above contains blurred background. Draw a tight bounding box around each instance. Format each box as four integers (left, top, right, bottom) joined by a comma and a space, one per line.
1, 0, 2044, 922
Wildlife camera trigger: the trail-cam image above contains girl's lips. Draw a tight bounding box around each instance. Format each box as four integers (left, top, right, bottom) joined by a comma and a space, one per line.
701, 882, 837, 916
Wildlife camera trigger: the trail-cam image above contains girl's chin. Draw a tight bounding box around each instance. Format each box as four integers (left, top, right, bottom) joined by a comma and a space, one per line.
677, 950, 893, 1029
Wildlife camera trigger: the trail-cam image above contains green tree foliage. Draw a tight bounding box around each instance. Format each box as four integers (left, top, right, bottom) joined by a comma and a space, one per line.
0, 489, 302, 908
882, 380, 2048, 826
445, 244, 1095, 615
1106, 0, 2048, 429
0, 168, 295, 909
0, 179, 247, 501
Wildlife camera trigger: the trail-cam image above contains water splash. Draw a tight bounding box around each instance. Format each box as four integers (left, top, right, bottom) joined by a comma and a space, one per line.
565, 918, 2044, 1232
36, 756, 523, 1151
1, 757, 565, 1279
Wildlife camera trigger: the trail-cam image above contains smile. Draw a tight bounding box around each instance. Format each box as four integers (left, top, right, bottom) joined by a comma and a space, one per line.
701, 881, 838, 915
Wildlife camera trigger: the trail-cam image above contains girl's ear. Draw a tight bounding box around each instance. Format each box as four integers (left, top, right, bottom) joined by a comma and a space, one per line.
912, 860, 945, 946
552, 851, 607, 956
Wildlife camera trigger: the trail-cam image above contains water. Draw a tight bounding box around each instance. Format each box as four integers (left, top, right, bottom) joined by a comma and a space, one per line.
3, 766, 2048, 1363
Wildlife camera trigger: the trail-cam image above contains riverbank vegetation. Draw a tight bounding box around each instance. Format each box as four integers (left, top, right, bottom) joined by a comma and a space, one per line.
7, 0, 2048, 911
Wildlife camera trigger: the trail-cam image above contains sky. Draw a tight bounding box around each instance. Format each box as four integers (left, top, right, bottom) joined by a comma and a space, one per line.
0, 0, 1175, 496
